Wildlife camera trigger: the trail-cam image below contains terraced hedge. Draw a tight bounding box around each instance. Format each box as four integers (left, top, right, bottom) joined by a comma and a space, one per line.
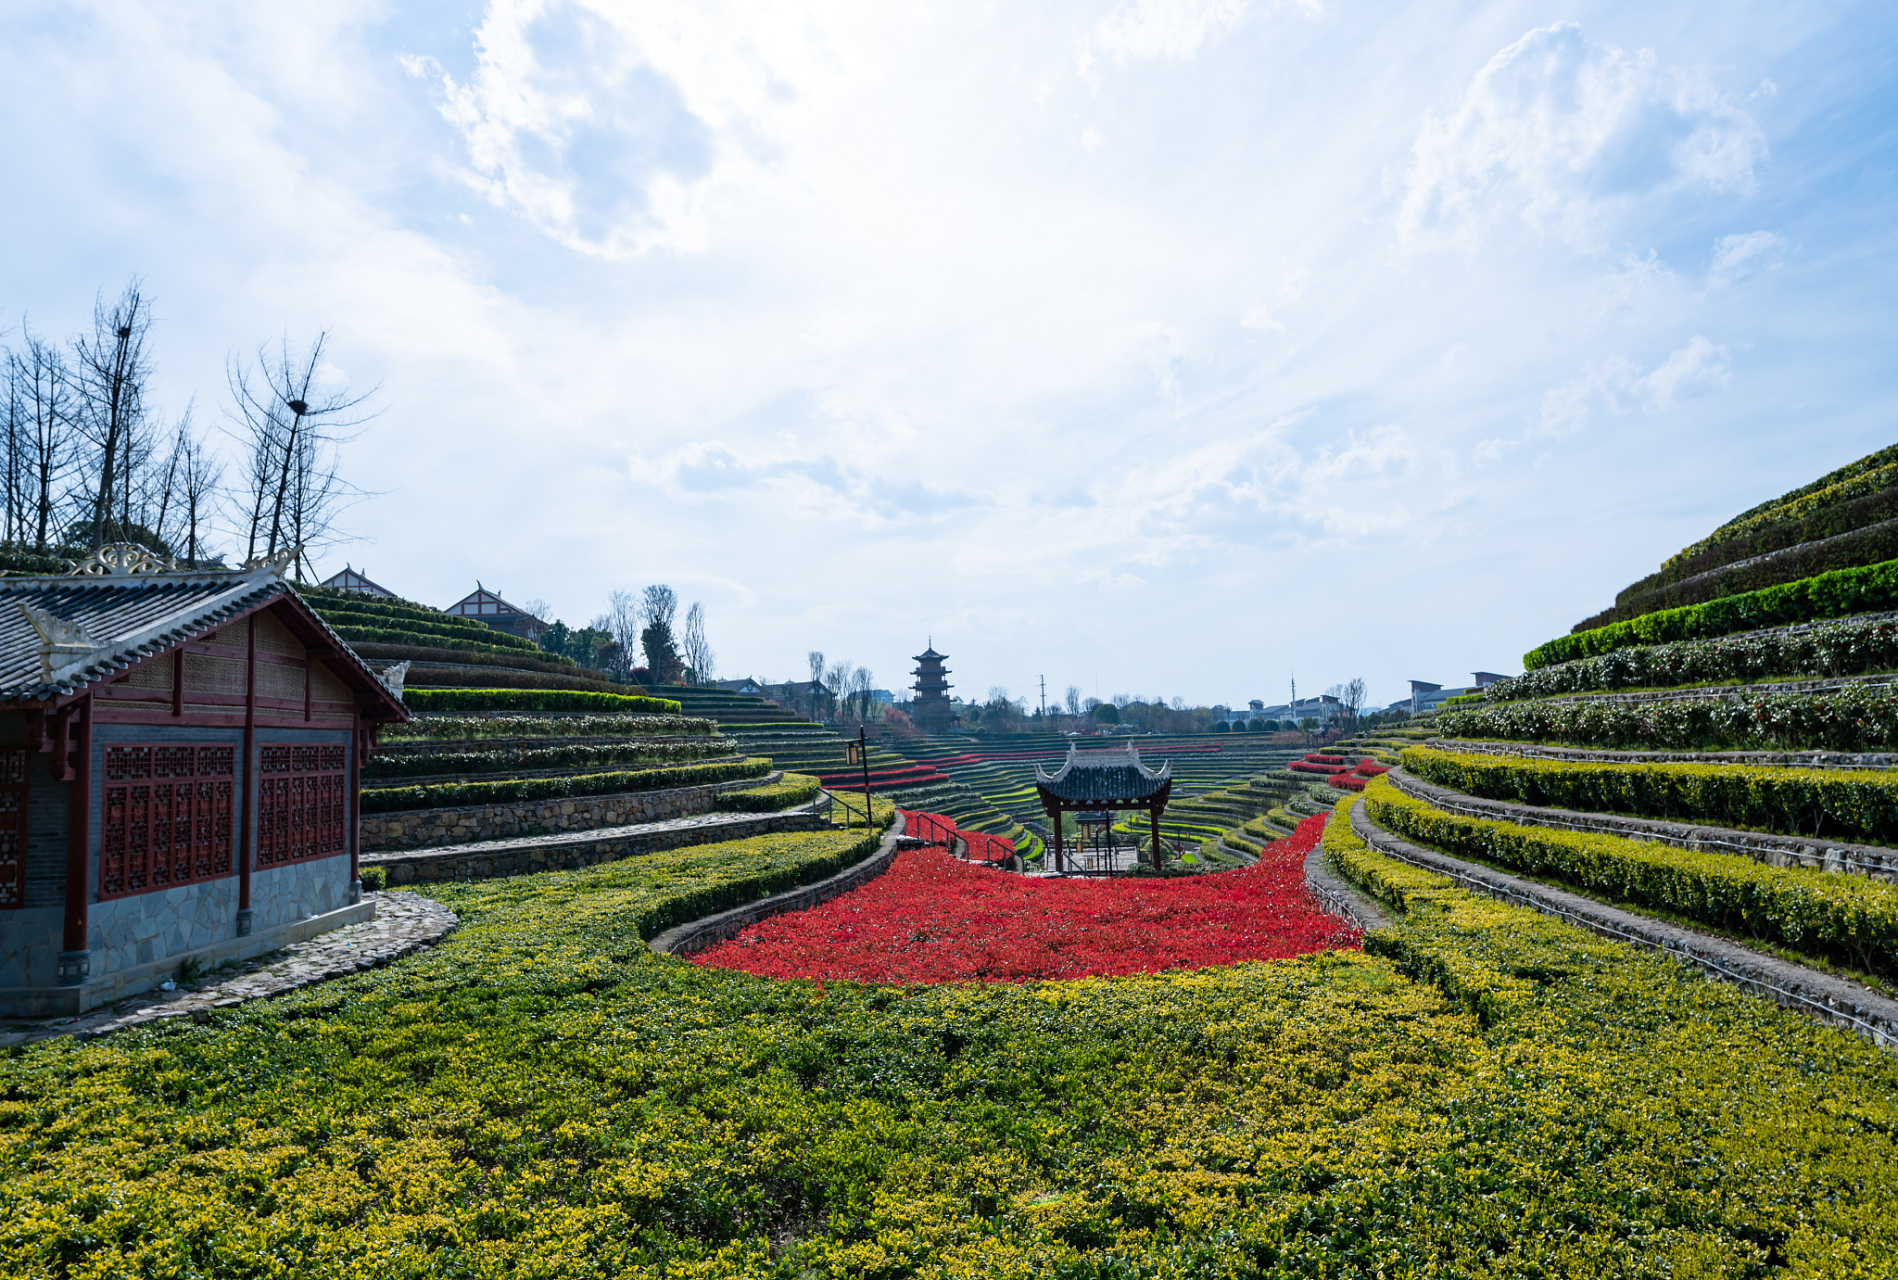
1402, 745, 1898, 843
713, 772, 821, 812
362, 756, 770, 812
1527, 557, 1898, 669
1491, 612, 1898, 701
401, 688, 681, 715
1625, 482, 1898, 602
1666, 445, 1898, 571
363, 738, 738, 781
1588, 506, 1898, 629
1439, 681, 1898, 753
400, 667, 638, 696
380, 713, 718, 742
1362, 776, 1898, 975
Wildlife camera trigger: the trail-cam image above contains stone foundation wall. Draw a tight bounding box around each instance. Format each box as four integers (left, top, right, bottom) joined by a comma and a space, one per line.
365, 807, 825, 884
360, 772, 781, 850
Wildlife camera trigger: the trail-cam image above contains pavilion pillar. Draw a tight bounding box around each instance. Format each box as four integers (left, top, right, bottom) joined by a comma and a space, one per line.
1051, 806, 1064, 874
1149, 804, 1162, 871
237, 616, 256, 936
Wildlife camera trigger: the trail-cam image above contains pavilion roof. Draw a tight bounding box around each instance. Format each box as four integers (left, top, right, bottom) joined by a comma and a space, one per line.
1034, 741, 1171, 804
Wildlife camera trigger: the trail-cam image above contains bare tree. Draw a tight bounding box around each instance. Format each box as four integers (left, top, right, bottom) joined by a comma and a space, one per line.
853, 665, 874, 721
225, 332, 377, 574
679, 601, 714, 685
635, 585, 682, 683
176, 421, 224, 567
826, 660, 848, 722
1340, 677, 1367, 725
807, 650, 826, 719
70, 280, 154, 551
4, 323, 72, 553
1064, 685, 1082, 718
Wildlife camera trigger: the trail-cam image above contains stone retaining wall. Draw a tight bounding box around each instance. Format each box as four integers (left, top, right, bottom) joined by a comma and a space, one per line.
1389, 766, 1898, 881
1346, 801, 1898, 1051
366, 805, 826, 884
361, 771, 781, 850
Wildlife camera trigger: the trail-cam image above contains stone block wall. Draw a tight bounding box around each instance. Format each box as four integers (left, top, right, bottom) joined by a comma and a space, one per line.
365, 807, 825, 884
360, 773, 780, 851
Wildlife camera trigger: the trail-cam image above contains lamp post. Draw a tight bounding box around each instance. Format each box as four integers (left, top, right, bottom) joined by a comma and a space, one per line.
843, 728, 872, 829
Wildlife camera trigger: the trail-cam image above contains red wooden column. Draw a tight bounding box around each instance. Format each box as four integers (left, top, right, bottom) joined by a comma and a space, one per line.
237, 616, 256, 935
57, 696, 92, 984
349, 706, 362, 893
1149, 804, 1162, 871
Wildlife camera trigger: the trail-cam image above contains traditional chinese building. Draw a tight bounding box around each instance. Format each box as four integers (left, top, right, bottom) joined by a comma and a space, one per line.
1034, 741, 1173, 873
0, 546, 409, 1017
910, 643, 955, 734
317, 565, 396, 597
446, 584, 545, 641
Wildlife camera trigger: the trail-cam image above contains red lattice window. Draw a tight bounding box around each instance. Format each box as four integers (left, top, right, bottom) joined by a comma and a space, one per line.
0, 749, 25, 909
101, 744, 235, 899
257, 744, 347, 868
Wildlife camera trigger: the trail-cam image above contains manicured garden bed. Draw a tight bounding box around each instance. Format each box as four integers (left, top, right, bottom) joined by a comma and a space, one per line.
3, 814, 1895, 1274
689, 816, 1358, 983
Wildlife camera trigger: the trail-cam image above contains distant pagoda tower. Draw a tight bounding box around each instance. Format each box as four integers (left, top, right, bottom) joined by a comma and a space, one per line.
911, 641, 955, 734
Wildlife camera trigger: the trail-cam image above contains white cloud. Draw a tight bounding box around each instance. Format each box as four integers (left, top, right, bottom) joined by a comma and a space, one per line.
1401, 22, 1767, 250
1707, 230, 1785, 287
1538, 336, 1730, 434
1084, 0, 1249, 67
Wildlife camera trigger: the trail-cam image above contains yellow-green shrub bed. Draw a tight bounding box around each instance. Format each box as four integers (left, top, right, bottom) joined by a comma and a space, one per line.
1364, 774, 1898, 975
714, 772, 821, 812
2, 818, 1895, 1275
1402, 743, 1898, 841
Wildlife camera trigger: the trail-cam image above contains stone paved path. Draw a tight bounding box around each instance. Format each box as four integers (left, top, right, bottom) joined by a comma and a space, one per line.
0, 892, 458, 1046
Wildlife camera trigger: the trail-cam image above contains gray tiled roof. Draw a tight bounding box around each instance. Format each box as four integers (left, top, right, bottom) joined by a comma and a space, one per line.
1034, 741, 1171, 803
0, 564, 404, 713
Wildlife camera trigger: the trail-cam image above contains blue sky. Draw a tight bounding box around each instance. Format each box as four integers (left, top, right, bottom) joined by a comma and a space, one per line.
2, 0, 1893, 711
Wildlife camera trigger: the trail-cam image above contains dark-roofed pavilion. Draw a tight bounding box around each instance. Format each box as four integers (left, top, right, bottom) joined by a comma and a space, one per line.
1034, 741, 1173, 873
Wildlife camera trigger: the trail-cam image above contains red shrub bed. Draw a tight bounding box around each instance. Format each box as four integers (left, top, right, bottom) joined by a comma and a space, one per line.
1326, 772, 1368, 792
1305, 754, 1344, 765
1289, 761, 1348, 775
1353, 760, 1389, 777
690, 814, 1356, 983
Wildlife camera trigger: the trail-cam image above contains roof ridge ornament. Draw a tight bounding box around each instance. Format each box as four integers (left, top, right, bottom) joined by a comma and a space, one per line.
66, 543, 179, 577
240, 546, 299, 579
377, 660, 409, 700
18, 601, 103, 680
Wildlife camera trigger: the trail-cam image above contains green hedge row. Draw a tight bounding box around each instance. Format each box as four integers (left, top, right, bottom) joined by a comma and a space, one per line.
1439, 681, 1898, 753
1665, 447, 1898, 572
713, 773, 821, 813
351, 642, 583, 678
362, 756, 771, 813
403, 667, 641, 696
402, 688, 680, 715
365, 738, 739, 781
1491, 612, 1898, 702
1362, 776, 1898, 976
379, 713, 718, 742
1526, 557, 1898, 670
1578, 512, 1898, 633
1401, 745, 1898, 843
327, 618, 540, 654
1622, 483, 1898, 605
0, 550, 74, 575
